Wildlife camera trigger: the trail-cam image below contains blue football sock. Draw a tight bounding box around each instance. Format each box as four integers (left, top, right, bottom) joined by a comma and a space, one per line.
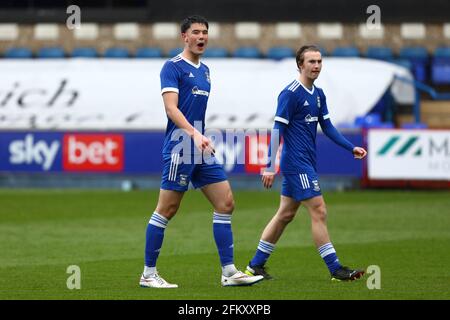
250, 239, 275, 267
213, 212, 234, 267
318, 242, 342, 274
144, 212, 169, 267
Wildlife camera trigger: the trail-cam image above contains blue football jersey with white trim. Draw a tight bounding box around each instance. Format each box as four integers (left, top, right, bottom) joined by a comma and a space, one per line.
160, 55, 211, 155
274, 79, 331, 173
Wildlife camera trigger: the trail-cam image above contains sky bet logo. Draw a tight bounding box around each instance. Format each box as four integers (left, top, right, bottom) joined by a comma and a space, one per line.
9, 134, 60, 171
6, 133, 124, 172
63, 134, 123, 171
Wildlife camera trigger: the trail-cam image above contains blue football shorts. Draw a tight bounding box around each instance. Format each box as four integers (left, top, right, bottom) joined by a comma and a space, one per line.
160, 153, 228, 192
281, 170, 322, 202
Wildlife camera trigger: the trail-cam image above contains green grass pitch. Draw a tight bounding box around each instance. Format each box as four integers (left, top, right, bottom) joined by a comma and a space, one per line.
0, 189, 449, 300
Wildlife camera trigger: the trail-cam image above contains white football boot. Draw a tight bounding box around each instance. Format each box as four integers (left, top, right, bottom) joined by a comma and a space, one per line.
221, 270, 264, 287
139, 273, 178, 288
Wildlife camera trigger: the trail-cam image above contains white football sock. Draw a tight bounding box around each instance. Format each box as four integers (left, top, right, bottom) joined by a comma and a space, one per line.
143, 266, 157, 277
222, 264, 238, 277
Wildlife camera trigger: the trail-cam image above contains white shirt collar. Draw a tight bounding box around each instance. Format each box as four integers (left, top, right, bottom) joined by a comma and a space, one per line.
180, 54, 201, 69
296, 79, 315, 95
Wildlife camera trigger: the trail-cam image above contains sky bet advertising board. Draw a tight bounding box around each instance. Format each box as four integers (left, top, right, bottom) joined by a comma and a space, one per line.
0, 132, 163, 174
0, 131, 362, 176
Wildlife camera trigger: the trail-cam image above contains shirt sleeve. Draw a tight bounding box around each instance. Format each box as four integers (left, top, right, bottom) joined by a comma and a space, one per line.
317, 88, 331, 122
266, 120, 286, 172
160, 61, 180, 94
274, 91, 297, 125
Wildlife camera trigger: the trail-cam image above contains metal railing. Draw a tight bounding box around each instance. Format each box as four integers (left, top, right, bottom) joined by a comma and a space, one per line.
394, 75, 450, 123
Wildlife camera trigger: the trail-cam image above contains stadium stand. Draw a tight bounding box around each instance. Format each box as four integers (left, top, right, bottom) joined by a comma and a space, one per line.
400, 122, 428, 129
135, 47, 163, 58
233, 46, 262, 59
399, 46, 429, 82
266, 46, 295, 60
167, 47, 183, 58
0, 0, 449, 132
104, 47, 130, 58
71, 47, 98, 58
332, 46, 360, 57
36, 46, 65, 58
202, 47, 228, 58
431, 46, 450, 84
4, 47, 33, 58
366, 46, 394, 61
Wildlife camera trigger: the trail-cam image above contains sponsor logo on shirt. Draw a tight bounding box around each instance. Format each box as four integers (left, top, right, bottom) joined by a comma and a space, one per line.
305, 114, 318, 123
191, 86, 209, 97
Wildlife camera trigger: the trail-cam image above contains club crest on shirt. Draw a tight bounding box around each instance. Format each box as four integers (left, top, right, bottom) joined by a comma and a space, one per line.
317, 96, 321, 108
312, 180, 320, 192
178, 174, 188, 186
205, 71, 211, 83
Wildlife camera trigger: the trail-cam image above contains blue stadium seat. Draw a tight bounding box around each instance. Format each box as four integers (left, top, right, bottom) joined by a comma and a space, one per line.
202, 47, 228, 58
401, 122, 428, 129
168, 47, 183, 58
399, 46, 429, 82
354, 113, 395, 128
354, 113, 382, 128
104, 47, 130, 58
393, 59, 413, 71
366, 46, 394, 61
431, 46, 450, 84
266, 46, 295, 60
399, 46, 428, 60
433, 46, 450, 59
317, 46, 328, 56
376, 122, 395, 128
4, 47, 33, 58
135, 47, 163, 58
71, 47, 98, 58
233, 46, 262, 58
431, 62, 450, 84
336, 122, 360, 130
37, 47, 65, 58
332, 46, 360, 57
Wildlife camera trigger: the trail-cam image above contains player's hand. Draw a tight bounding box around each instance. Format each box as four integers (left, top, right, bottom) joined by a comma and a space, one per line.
262, 171, 276, 189
193, 131, 215, 155
353, 146, 367, 159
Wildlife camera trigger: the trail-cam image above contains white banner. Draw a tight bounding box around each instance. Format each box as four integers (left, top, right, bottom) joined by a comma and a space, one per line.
0, 58, 413, 130
368, 129, 450, 180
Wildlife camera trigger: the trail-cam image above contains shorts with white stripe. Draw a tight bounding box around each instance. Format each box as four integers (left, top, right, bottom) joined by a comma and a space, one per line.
281, 171, 322, 202
160, 153, 227, 192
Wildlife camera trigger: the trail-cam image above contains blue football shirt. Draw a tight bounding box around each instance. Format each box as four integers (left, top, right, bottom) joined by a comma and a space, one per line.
274, 79, 331, 173
160, 55, 211, 156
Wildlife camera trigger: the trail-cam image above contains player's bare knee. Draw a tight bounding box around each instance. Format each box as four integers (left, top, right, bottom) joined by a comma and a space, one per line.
156, 202, 180, 219
216, 197, 235, 214
277, 209, 296, 224
311, 205, 327, 223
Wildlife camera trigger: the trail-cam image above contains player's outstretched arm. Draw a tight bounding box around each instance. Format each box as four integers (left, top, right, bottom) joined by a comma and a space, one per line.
162, 92, 215, 154
320, 119, 356, 153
